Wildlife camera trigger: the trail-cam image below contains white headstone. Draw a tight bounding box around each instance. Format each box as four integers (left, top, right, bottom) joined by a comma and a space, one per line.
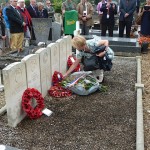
3, 62, 27, 127
21, 54, 41, 92
35, 48, 52, 97
63, 35, 72, 58
56, 39, 67, 74
47, 43, 60, 75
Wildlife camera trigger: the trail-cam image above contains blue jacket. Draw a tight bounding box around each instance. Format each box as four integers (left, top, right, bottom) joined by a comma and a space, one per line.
119, 0, 136, 22
2, 6, 10, 29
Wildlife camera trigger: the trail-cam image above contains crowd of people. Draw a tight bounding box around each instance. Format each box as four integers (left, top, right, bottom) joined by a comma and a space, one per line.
0, 0, 149, 55
0, 0, 55, 55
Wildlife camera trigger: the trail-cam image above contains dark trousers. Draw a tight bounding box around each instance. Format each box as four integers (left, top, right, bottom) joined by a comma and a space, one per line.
80, 23, 89, 35
29, 26, 36, 40
101, 23, 114, 37
119, 21, 132, 38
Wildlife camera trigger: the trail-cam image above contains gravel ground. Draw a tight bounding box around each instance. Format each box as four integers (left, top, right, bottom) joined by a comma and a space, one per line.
0, 57, 137, 150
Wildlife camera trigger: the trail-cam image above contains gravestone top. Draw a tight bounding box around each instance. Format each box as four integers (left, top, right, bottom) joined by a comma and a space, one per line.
52, 22, 62, 41
32, 18, 52, 43
0, 145, 20, 150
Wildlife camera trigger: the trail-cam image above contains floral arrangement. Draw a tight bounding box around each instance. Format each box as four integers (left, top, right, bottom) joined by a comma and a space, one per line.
67, 56, 80, 72
52, 71, 63, 86
48, 86, 72, 98
22, 88, 44, 119
138, 35, 150, 47
61, 75, 97, 90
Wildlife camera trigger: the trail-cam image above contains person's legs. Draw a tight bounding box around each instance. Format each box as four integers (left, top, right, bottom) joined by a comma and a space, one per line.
84, 25, 90, 35
17, 32, 24, 52
108, 24, 114, 37
126, 21, 132, 38
10, 33, 18, 51
80, 24, 85, 35
99, 14, 103, 30
5, 28, 11, 48
101, 24, 107, 36
119, 21, 125, 37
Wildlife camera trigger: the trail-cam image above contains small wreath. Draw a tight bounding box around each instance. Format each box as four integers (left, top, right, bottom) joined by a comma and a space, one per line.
67, 56, 80, 72
48, 86, 72, 98
22, 88, 45, 119
52, 71, 63, 86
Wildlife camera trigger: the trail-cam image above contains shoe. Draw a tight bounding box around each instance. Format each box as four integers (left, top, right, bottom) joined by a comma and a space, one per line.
96, 76, 104, 83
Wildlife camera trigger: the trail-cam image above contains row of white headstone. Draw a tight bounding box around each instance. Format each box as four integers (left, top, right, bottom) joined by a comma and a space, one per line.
2, 35, 72, 127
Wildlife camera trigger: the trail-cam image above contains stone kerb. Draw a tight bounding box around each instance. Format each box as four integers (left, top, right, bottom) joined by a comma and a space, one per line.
47, 43, 60, 75
35, 48, 52, 97
21, 54, 41, 93
2, 62, 27, 127
63, 35, 72, 57
56, 39, 67, 74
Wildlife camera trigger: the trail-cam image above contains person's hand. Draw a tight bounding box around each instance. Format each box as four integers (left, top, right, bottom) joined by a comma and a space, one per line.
82, 16, 87, 21
63, 73, 68, 79
96, 50, 106, 57
2, 35, 6, 40
112, 4, 115, 9
106, 3, 110, 8
22, 22, 26, 26
62, 10, 65, 14
124, 13, 129, 18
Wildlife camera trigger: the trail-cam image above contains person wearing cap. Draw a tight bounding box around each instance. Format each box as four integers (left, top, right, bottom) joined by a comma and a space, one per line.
17, 0, 32, 39
6, 0, 26, 54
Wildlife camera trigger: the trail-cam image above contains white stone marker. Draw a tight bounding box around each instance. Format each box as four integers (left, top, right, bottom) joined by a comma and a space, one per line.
63, 35, 72, 58
47, 43, 60, 75
56, 39, 67, 74
35, 48, 52, 97
21, 54, 41, 92
3, 62, 27, 127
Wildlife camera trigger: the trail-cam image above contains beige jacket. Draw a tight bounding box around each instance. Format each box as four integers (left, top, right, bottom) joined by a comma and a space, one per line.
77, 2, 93, 26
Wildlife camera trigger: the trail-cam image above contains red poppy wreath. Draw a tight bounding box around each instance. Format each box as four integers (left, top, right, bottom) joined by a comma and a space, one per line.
48, 86, 72, 98
22, 88, 45, 119
67, 56, 80, 72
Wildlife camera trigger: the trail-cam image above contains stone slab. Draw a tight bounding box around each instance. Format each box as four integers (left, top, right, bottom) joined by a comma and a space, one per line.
93, 35, 138, 46
3, 62, 27, 127
52, 22, 62, 41
90, 30, 138, 38
32, 18, 52, 43
56, 39, 67, 74
21, 54, 41, 92
0, 145, 20, 150
35, 48, 52, 97
47, 43, 60, 75
110, 45, 141, 53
